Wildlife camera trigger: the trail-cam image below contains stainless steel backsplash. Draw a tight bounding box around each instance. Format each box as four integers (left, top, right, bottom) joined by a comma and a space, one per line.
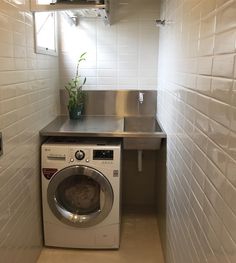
60, 90, 157, 116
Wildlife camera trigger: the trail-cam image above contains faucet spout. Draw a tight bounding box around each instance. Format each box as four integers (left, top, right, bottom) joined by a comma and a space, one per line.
138, 92, 144, 104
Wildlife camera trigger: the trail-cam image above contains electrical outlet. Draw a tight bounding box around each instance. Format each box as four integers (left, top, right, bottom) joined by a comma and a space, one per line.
0, 132, 3, 157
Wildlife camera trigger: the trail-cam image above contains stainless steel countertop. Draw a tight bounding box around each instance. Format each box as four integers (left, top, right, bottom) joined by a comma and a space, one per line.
40, 116, 166, 138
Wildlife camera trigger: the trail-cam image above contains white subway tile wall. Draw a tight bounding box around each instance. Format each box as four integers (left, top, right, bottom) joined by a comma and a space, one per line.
0, 1, 59, 263
58, 0, 160, 91
158, 0, 236, 262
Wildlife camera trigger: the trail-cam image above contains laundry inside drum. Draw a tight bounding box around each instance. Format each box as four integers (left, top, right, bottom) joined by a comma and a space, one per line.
55, 174, 101, 215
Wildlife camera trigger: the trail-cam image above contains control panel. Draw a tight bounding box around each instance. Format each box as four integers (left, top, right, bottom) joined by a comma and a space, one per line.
93, 150, 113, 160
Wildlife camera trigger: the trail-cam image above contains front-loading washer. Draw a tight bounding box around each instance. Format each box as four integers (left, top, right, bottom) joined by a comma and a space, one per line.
41, 139, 121, 249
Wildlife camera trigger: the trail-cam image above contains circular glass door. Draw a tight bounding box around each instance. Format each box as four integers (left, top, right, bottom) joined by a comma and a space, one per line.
47, 165, 114, 227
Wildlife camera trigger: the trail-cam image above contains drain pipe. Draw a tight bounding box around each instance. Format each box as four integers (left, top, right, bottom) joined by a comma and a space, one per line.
138, 150, 143, 172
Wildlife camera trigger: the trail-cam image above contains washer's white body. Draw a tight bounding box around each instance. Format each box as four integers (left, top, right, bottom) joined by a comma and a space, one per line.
41, 140, 121, 249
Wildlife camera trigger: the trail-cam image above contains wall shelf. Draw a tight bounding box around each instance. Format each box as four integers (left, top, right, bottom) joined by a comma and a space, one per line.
30, 0, 110, 24
30, 2, 106, 12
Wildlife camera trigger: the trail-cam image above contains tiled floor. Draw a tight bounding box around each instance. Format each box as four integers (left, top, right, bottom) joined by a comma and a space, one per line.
37, 208, 164, 263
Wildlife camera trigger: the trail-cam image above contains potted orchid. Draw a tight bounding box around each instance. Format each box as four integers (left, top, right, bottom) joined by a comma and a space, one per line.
65, 52, 87, 119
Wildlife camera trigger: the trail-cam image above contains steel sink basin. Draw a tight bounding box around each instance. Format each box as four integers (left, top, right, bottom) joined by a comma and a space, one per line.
123, 116, 165, 150
124, 116, 162, 132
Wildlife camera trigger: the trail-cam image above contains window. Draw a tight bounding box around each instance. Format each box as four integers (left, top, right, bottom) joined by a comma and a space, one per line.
34, 11, 58, 56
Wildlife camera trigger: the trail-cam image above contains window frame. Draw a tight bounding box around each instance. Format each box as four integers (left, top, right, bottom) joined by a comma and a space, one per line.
33, 11, 58, 56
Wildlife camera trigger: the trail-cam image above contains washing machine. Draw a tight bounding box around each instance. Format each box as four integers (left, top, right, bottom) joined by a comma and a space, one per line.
41, 139, 121, 249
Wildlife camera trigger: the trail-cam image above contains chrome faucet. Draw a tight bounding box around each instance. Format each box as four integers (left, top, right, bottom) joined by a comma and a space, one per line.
138, 92, 144, 104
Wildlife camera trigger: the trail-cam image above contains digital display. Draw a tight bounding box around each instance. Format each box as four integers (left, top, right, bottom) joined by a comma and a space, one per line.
93, 150, 113, 160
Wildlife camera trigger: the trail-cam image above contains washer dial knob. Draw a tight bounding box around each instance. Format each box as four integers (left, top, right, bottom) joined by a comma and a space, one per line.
75, 150, 85, 160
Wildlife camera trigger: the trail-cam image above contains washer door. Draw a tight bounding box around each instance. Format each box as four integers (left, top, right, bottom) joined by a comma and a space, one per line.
47, 165, 114, 227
